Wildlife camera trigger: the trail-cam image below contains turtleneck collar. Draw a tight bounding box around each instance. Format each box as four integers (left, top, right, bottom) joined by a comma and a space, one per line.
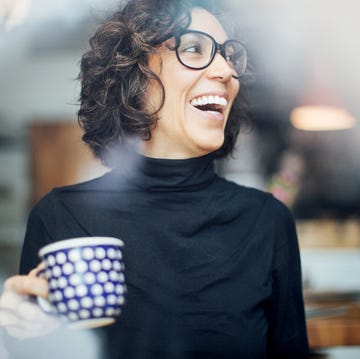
113, 151, 216, 192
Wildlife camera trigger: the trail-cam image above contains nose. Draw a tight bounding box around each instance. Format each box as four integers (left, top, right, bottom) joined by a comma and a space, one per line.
205, 51, 233, 81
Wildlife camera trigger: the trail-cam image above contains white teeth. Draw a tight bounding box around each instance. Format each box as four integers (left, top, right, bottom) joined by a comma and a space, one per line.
190, 95, 228, 107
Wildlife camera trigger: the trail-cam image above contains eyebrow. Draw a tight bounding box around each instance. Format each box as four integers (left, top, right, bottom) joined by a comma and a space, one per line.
187, 26, 230, 41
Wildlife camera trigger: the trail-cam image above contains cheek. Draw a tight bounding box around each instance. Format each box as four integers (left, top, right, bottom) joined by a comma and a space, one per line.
161, 65, 202, 103
226, 81, 240, 112
146, 54, 167, 111
145, 79, 163, 112
232, 80, 240, 98
160, 81, 188, 113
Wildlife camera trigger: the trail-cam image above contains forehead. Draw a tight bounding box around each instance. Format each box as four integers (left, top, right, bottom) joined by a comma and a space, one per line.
188, 7, 228, 43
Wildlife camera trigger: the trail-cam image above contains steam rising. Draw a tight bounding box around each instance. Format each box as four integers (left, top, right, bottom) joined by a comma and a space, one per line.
1, 326, 101, 358
235, 0, 360, 116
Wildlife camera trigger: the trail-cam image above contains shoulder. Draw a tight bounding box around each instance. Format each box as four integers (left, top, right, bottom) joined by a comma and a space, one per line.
27, 172, 118, 241
54, 170, 115, 194
220, 180, 299, 252
29, 171, 114, 219
214, 175, 272, 206
219, 175, 292, 208
213, 175, 295, 226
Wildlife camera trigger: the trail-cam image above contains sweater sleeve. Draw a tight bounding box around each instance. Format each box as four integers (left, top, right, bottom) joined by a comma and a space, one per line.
266, 199, 310, 358
19, 192, 56, 275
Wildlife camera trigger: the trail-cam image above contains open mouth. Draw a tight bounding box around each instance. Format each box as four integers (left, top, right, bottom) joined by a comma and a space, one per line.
190, 95, 227, 114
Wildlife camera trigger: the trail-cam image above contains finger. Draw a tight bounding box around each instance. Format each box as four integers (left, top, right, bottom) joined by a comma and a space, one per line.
29, 263, 45, 277
4, 275, 48, 298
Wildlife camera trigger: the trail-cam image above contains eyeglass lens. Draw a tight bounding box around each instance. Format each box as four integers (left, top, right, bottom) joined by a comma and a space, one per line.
176, 31, 246, 78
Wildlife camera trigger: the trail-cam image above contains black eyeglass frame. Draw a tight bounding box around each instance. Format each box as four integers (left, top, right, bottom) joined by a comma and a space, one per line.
170, 29, 247, 79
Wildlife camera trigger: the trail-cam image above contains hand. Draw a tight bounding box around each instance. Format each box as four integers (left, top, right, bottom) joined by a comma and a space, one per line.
0, 265, 61, 340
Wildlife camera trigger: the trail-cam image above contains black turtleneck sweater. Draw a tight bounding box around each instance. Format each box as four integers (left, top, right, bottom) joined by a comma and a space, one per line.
20, 153, 309, 359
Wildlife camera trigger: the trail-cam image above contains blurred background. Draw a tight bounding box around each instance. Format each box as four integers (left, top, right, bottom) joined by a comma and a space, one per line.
0, 0, 359, 357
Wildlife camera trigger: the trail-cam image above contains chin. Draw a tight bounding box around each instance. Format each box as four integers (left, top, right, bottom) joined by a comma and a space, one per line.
196, 138, 224, 155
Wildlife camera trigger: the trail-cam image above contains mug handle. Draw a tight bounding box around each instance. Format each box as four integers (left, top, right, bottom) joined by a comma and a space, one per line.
36, 268, 57, 314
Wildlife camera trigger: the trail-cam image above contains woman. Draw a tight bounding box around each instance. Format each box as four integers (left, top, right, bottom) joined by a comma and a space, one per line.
0, 0, 310, 358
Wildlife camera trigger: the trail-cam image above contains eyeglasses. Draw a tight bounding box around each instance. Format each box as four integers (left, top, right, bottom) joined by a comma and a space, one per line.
167, 30, 247, 79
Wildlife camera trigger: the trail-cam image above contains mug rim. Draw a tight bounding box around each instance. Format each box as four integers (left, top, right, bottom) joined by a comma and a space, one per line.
38, 236, 124, 258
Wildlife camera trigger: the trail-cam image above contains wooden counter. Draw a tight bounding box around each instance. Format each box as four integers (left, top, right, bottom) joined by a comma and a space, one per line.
305, 292, 360, 348
297, 220, 360, 249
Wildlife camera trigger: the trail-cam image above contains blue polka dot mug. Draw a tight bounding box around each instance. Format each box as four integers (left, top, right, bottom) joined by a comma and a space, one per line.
37, 236, 125, 329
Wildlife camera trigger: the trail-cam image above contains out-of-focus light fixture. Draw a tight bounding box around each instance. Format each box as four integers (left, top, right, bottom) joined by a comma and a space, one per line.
0, 0, 30, 31
290, 106, 356, 131
290, 60, 357, 131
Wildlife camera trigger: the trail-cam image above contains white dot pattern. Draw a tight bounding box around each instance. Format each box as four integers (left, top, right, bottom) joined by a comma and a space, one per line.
68, 249, 81, 262
68, 299, 79, 311
109, 271, 119, 281
48, 255, 56, 266
93, 308, 103, 317
69, 274, 81, 286
57, 303, 67, 313
91, 284, 103, 296
52, 266, 62, 277
57, 277, 68, 289
101, 259, 112, 271
95, 247, 106, 260
81, 297, 93, 308
104, 282, 115, 293
94, 296, 106, 307
116, 284, 124, 295
76, 284, 88, 297
84, 272, 96, 285
56, 252, 67, 264
50, 279, 58, 289
68, 312, 78, 321
54, 290, 63, 301
83, 247, 94, 260
107, 295, 117, 305
107, 248, 116, 259
75, 261, 88, 273
62, 262, 74, 275
113, 261, 121, 271
79, 309, 90, 319
43, 244, 125, 322
117, 296, 125, 305
106, 308, 115, 316
64, 286, 75, 299
89, 260, 101, 272
97, 271, 108, 283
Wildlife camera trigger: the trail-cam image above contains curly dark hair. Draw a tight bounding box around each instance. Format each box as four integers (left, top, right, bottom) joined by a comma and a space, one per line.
78, 0, 249, 166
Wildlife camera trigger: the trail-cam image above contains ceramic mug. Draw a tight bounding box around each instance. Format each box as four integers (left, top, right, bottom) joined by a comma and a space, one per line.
37, 236, 125, 329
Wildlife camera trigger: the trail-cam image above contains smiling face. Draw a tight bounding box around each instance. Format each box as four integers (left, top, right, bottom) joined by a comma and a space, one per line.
142, 7, 240, 159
